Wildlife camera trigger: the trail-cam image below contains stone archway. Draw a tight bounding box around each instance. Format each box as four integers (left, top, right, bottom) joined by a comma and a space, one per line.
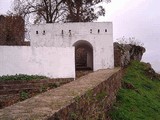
73, 40, 93, 71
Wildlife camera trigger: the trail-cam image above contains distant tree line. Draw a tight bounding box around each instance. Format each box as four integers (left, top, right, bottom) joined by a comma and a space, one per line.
12, 0, 111, 23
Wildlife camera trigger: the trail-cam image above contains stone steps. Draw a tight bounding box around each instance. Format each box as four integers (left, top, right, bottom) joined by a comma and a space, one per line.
0, 78, 73, 95
0, 78, 73, 109
0, 84, 40, 90
0, 88, 39, 95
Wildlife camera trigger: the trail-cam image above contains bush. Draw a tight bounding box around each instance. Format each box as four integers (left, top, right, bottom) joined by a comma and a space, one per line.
116, 36, 144, 47
20, 91, 29, 100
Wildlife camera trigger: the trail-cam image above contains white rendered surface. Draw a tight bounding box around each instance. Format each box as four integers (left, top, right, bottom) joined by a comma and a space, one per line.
0, 46, 75, 78
30, 22, 114, 71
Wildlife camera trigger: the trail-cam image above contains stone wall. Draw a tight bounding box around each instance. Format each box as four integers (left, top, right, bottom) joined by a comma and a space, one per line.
0, 15, 29, 46
49, 69, 122, 120
0, 68, 122, 120
114, 42, 146, 67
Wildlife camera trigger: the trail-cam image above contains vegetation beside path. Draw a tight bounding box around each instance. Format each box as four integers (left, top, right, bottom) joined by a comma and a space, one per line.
0, 74, 47, 81
110, 61, 160, 120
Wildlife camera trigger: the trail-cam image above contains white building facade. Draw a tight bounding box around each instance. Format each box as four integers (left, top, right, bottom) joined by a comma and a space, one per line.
30, 22, 114, 71
0, 22, 114, 78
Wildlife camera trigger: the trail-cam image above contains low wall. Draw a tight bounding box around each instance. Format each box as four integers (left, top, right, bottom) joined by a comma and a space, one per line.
0, 46, 75, 78
0, 68, 122, 120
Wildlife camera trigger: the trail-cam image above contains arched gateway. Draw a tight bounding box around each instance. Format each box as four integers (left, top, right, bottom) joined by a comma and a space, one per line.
29, 22, 114, 78
73, 40, 93, 70
0, 22, 114, 78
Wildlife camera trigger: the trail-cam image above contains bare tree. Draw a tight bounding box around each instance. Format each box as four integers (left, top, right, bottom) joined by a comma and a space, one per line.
12, 0, 111, 23
65, 0, 111, 22
12, 0, 67, 23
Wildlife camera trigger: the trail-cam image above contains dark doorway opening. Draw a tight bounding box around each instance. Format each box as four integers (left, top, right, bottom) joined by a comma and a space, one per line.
73, 40, 93, 71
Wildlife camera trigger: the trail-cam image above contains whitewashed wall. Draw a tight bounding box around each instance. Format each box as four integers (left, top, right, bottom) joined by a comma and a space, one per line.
30, 22, 114, 71
0, 46, 75, 78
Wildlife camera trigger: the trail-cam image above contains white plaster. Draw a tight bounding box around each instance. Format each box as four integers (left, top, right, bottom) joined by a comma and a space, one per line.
30, 22, 114, 71
0, 22, 113, 78
0, 46, 75, 78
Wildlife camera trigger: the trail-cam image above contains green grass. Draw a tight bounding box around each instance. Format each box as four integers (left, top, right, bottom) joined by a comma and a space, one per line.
110, 61, 160, 120
0, 74, 48, 81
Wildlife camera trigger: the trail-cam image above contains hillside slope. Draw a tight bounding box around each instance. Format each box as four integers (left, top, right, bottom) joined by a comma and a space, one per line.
110, 61, 160, 120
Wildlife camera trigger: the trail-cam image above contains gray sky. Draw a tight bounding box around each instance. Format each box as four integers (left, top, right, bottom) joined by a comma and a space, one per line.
0, 0, 160, 73
98, 0, 160, 73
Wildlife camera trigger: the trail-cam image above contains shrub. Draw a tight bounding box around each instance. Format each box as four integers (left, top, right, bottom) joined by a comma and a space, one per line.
20, 91, 29, 100
0, 74, 48, 81
116, 36, 144, 47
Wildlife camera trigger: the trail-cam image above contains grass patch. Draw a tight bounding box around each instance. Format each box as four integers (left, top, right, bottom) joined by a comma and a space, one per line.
110, 61, 160, 120
96, 91, 107, 101
0, 74, 48, 81
20, 91, 29, 100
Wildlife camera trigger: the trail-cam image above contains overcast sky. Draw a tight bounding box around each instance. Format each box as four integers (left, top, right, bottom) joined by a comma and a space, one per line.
0, 0, 160, 73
